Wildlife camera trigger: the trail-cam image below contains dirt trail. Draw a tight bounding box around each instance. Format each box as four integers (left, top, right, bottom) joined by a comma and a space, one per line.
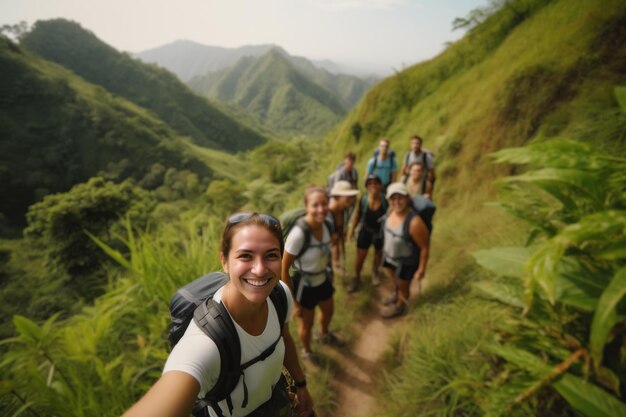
327, 278, 423, 417
331, 314, 394, 416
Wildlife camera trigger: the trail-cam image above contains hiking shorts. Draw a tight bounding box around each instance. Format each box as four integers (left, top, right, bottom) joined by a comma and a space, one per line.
356, 225, 383, 250
383, 259, 419, 281
293, 273, 335, 310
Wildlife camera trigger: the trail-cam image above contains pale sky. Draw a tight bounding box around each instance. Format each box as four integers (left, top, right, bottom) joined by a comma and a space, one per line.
0, 0, 486, 75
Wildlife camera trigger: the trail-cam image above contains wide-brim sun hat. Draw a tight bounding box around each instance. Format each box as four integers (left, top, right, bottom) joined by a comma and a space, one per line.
364, 174, 382, 187
386, 182, 409, 199
331, 180, 359, 197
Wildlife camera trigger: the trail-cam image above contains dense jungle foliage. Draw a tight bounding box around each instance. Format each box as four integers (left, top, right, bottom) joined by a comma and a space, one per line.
1, 0, 625, 416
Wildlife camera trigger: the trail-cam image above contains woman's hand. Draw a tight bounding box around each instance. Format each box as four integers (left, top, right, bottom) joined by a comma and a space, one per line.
295, 386, 314, 417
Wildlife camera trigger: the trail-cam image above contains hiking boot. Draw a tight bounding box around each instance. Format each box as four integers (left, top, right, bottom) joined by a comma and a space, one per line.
380, 291, 397, 306
371, 270, 382, 286
380, 303, 406, 319
317, 331, 345, 347
346, 278, 360, 293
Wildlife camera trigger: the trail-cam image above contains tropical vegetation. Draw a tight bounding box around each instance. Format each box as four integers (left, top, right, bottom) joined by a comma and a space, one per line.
1, 0, 625, 416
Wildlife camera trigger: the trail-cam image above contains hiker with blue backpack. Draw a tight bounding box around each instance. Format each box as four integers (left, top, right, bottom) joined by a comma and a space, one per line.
380, 182, 433, 319
346, 174, 388, 293
281, 186, 342, 364
366, 138, 398, 189
122, 213, 313, 417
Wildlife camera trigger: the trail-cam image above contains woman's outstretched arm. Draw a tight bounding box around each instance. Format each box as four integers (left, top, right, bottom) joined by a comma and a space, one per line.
121, 371, 200, 417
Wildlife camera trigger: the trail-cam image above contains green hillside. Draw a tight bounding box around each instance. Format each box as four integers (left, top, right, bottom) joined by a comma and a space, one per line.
188, 49, 348, 136
0, 36, 212, 227
314, 0, 626, 415
1, 1, 626, 417
20, 19, 267, 152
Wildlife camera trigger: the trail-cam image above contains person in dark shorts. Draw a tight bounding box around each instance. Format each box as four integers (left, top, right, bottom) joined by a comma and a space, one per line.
281, 186, 341, 363
347, 174, 388, 293
380, 182, 430, 318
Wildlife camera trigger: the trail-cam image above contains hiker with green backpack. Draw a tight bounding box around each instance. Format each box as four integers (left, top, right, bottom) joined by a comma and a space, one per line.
380, 182, 432, 319
122, 213, 313, 417
346, 174, 388, 293
281, 185, 341, 364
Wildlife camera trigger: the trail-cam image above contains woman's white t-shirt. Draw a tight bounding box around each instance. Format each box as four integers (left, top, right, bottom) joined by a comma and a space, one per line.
284, 223, 331, 287
163, 281, 294, 417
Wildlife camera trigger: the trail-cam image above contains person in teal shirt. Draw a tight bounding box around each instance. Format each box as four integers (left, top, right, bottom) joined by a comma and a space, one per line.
366, 138, 397, 189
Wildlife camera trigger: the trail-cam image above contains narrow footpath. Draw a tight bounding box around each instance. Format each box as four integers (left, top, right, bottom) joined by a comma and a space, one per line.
331, 314, 394, 416
326, 278, 424, 417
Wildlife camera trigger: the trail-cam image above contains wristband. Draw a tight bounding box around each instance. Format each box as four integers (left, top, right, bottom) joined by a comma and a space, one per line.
294, 379, 307, 389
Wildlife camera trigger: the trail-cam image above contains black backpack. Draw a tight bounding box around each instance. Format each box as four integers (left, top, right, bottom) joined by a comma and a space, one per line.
168, 272, 289, 417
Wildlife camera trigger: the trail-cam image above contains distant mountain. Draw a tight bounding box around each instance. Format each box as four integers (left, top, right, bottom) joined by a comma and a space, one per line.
0, 36, 212, 226
21, 19, 266, 152
135, 40, 279, 82
135, 40, 379, 94
188, 49, 349, 135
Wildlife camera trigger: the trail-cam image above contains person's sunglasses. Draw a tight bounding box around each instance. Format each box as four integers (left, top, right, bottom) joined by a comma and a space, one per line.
227, 212, 281, 228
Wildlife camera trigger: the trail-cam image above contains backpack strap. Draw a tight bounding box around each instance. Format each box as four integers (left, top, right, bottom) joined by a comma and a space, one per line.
421, 152, 428, 194
193, 298, 241, 417
294, 217, 311, 259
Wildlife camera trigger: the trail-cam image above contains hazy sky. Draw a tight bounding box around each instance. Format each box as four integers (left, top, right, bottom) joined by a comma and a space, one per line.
1, 0, 485, 74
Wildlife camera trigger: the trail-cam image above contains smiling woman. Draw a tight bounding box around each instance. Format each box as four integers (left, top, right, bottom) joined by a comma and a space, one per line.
122, 213, 313, 417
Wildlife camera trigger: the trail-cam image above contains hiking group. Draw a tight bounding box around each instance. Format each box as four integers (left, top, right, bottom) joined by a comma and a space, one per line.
122, 135, 436, 417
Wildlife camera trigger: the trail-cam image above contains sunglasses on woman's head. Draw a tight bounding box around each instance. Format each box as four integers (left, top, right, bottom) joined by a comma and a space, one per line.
227, 212, 281, 228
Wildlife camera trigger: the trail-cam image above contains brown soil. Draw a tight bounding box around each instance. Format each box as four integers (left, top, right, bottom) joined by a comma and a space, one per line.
327, 278, 423, 417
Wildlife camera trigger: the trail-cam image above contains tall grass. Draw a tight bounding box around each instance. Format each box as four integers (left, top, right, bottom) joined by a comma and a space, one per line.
0, 221, 222, 417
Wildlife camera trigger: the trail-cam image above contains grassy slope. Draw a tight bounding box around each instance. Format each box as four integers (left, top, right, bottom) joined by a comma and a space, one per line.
310, 0, 626, 415
189, 49, 347, 136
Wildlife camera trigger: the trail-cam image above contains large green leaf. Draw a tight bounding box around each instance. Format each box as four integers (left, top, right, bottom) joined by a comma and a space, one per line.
553, 373, 626, 417
488, 345, 626, 417
472, 246, 532, 279
590, 266, 626, 365
554, 257, 606, 311
13, 315, 42, 345
473, 280, 525, 308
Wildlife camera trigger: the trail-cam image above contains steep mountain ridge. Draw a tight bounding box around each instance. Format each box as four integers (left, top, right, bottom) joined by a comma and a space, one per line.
134, 40, 279, 82
189, 49, 349, 135
20, 19, 267, 152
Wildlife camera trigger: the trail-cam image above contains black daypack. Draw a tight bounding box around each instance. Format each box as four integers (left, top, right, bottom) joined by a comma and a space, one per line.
168, 272, 289, 417
404, 194, 436, 234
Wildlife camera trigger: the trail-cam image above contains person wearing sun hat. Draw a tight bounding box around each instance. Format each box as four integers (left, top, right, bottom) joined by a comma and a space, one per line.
380, 182, 430, 318
328, 180, 359, 275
